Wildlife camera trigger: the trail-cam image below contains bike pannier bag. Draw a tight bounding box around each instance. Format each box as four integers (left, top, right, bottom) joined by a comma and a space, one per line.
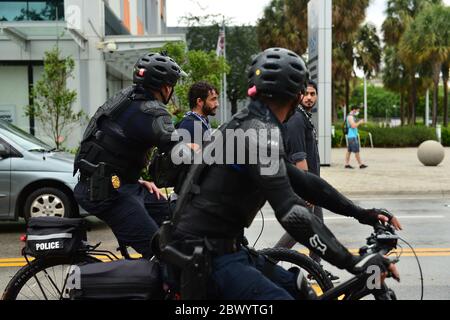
24, 216, 87, 258
69, 259, 164, 300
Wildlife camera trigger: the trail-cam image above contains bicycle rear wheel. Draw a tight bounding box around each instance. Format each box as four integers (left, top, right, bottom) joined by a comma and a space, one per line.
2, 255, 100, 300
259, 247, 334, 296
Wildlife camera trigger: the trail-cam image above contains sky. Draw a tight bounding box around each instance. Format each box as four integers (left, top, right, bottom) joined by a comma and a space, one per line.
167, 0, 450, 31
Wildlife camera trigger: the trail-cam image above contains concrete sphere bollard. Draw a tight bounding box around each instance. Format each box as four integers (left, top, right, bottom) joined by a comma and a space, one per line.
417, 140, 445, 166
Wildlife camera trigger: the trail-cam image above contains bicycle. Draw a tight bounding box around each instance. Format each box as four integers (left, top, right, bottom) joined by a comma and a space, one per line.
2, 216, 328, 300
261, 222, 422, 300
1, 231, 136, 300
3, 215, 414, 300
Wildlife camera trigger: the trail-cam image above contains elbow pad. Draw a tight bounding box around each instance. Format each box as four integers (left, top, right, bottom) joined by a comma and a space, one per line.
279, 205, 357, 270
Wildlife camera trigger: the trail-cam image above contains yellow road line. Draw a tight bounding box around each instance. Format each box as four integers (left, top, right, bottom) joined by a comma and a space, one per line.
298, 248, 450, 255
1, 249, 450, 268
0, 263, 28, 267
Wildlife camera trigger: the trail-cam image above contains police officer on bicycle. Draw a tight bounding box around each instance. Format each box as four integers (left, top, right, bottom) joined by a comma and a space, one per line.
73, 52, 185, 259
169, 48, 401, 299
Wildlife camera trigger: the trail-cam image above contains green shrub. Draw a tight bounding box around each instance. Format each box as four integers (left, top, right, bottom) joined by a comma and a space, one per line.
350, 84, 400, 118
359, 126, 436, 147
442, 126, 450, 147
332, 125, 440, 148
332, 129, 344, 147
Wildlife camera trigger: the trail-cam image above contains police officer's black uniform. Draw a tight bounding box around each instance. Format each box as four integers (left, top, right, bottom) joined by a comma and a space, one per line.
73, 52, 184, 258
169, 48, 396, 299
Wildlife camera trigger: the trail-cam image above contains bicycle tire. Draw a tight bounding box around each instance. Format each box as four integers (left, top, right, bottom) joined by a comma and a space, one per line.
258, 247, 334, 296
2, 255, 101, 300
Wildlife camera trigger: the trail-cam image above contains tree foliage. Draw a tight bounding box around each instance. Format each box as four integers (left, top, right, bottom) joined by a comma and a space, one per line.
399, 3, 450, 126
382, 0, 444, 125
162, 42, 229, 119
354, 23, 381, 78
256, 0, 373, 120
256, 0, 308, 55
26, 47, 85, 150
182, 16, 260, 115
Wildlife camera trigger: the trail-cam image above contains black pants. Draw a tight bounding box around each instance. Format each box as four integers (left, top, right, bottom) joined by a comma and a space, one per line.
74, 181, 171, 258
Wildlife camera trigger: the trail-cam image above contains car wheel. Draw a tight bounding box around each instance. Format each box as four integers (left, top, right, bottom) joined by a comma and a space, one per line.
23, 187, 75, 221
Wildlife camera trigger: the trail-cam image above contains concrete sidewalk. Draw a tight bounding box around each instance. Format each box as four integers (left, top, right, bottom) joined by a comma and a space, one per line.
320, 147, 450, 198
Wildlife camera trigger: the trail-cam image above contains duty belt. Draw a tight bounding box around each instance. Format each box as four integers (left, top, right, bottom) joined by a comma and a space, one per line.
177, 238, 241, 257
206, 238, 241, 256
79, 171, 137, 186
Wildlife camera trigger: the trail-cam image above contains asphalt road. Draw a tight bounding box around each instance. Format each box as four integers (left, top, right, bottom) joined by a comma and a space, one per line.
1, 197, 449, 300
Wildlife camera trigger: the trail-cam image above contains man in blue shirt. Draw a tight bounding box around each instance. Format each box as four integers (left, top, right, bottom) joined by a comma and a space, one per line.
177, 81, 219, 149
345, 105, 368, 169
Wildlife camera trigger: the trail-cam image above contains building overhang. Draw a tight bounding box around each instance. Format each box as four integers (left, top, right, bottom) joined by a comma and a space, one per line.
0, 21, 86, 49
0, 21, 185, 80
101, 34, 186, 80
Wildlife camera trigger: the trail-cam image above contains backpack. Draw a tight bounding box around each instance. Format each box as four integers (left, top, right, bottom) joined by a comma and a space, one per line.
342, 117, 349, 135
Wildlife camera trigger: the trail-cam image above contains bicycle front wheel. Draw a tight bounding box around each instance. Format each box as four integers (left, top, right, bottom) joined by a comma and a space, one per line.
2, 255, 100, 300
259, 247, 334, 296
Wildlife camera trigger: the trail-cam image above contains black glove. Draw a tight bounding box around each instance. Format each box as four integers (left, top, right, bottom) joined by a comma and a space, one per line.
347, 253, 391, 275
356, 208, 394, 227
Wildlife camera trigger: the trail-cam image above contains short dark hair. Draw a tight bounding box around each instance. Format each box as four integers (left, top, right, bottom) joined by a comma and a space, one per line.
306, 80, 318, 93
188, 81, 218, 109
350, 105, 361, 111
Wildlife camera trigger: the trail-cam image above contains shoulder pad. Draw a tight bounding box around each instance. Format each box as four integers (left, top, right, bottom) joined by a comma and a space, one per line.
140, 100, 170, 117
233, 108, 250, 120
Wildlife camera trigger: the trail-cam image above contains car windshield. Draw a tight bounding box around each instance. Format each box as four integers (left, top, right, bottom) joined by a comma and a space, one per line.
0, 120, 53, 152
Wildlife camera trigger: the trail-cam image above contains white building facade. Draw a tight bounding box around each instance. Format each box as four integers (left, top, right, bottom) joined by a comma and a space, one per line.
0, 0, 184, 148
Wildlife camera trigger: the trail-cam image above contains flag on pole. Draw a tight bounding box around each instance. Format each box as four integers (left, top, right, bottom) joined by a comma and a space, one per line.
216, 22, 227, 123
216, 26, 225, 57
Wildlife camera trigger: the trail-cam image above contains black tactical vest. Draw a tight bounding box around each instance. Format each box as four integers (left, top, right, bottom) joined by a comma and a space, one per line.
73, 86, 154, 183
172, 101, 282, 238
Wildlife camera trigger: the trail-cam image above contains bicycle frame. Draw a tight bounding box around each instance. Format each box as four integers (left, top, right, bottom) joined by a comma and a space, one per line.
274, 223, 399, 301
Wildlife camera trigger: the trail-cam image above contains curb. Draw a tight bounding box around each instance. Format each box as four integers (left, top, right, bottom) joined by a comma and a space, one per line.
341, 190, 450, 199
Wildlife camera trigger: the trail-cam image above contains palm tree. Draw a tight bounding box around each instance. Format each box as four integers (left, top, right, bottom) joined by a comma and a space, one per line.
382, 0, 443, 125
257, 0, 371, 121
332, 0, 370, 117
443, 61, 449, 127
383, 47, 408, 125
332, 0, 370, 43
354, 24, 381, 78
256, 0, 308, 55
399, 4, 450, 126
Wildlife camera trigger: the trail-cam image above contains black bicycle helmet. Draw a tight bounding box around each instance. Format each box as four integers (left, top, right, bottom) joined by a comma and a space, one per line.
248, 47, 309, 99
133, 52, 186, 90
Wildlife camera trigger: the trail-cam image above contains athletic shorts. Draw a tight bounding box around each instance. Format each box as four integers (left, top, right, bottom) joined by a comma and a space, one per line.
347, 137, 360, 153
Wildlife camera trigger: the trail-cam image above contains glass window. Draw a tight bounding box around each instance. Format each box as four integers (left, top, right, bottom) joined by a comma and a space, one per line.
0, 1, 64, 21
0, 1, 27, 21
0, 119, 52, 152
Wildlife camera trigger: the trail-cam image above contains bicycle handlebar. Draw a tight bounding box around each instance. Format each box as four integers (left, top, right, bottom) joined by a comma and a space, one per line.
359, 223, 399, 257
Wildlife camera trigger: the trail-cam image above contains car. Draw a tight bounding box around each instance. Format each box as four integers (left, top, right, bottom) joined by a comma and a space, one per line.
0, 119, 86, 221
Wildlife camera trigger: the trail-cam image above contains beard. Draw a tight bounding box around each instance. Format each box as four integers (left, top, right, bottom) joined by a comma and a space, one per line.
301, 101, 315, 111
202, 104, 217, 116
